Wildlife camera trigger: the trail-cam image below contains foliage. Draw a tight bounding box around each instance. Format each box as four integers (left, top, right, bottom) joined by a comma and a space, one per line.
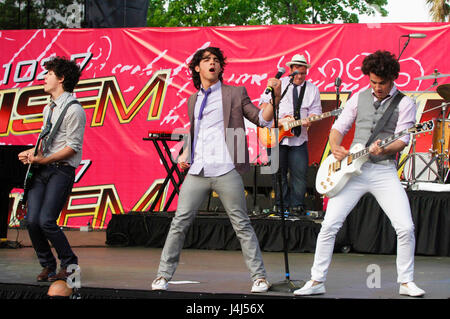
147, 0, 389, 27
426, 0, 450, 22
0, 0, 83, 30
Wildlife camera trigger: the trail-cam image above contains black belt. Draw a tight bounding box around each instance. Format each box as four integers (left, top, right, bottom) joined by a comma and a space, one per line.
48, 162, 72, 168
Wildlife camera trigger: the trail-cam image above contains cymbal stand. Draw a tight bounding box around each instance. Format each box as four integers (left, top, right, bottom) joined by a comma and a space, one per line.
398, 132, 440, 186
435, 102, 449, 182
410, 82, 440, 103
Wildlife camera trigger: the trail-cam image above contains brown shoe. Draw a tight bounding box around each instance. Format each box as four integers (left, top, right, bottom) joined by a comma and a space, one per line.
48, 267, 71, 282
37, 267, 56, 282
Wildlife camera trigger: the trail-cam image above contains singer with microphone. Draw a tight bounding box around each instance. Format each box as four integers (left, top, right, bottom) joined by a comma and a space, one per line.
152, 47, 276, 293
259, 53, 322, 215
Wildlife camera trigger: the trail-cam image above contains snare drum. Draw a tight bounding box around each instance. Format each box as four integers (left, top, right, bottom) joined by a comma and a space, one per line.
432, 119, 450, 154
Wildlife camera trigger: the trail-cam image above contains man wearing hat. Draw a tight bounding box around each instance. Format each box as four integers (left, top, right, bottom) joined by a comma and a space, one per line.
260, 54, 322, 214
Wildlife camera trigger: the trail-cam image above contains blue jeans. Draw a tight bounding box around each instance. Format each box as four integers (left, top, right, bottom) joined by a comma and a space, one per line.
26, 165, 78, 270
270, 143, 309, 209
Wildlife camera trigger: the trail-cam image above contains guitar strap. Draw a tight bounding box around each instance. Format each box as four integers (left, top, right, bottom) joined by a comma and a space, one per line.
365, 91, 405, 147
292, 83, 306, 136
44, 99, 81, 150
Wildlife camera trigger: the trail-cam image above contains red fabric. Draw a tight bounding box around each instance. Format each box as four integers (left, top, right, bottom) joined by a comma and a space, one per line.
1, 23, 449, 228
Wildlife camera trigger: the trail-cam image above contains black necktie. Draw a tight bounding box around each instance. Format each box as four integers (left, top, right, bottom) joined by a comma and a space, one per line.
373, 100, 381, 110
292, 84, 302, 137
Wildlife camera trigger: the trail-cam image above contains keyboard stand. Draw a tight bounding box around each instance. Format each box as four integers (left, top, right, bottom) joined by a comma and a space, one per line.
143, 134, 186, 212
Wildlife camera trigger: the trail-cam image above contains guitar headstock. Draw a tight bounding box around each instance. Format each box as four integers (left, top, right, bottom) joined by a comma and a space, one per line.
410, 120, 434, 135
331, 108, 343, 116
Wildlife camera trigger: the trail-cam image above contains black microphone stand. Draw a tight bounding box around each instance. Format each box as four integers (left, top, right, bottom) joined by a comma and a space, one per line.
398, 36, 411, 61
269, 77, 305, 292
336, 81, 341, 109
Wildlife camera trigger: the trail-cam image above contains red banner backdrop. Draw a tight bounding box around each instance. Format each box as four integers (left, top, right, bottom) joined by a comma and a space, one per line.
1, 23, 449, 229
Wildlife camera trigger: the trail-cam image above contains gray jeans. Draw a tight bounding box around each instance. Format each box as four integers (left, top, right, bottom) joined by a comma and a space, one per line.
157, 169, 267, 281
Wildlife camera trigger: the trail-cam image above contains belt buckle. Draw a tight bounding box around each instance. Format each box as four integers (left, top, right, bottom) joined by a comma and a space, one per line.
52, 162, 68, 167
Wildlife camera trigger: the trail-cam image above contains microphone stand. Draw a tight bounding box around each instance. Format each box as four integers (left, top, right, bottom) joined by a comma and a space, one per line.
336, 82, 341, 109
269, 77, 305, 292
398, 36, 411, 61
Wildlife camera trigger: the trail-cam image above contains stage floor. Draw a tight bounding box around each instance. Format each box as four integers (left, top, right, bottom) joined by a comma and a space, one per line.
1, 229, 449, 300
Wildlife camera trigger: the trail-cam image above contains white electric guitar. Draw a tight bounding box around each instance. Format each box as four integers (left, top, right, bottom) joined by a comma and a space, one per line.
315, 120, 434, 198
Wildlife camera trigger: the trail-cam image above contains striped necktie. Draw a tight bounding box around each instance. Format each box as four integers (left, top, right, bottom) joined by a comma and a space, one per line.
42, 102, 56, 152
191, 87, 212, 163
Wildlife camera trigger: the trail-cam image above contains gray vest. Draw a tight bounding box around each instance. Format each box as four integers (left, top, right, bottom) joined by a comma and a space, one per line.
351, 89, 403, 164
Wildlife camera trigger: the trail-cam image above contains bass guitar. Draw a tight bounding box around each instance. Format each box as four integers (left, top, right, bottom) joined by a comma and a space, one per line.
315, 120, 434, 198
258, 108, 342, 148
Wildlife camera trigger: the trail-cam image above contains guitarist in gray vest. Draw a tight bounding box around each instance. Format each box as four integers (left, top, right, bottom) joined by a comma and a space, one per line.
18, 57, 85, 283
295, 51, 425, 297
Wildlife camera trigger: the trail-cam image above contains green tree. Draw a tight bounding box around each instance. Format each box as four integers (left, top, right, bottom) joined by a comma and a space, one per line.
0, 0, 84, 30
146, 0, 389, 27
263, 0, 389, 24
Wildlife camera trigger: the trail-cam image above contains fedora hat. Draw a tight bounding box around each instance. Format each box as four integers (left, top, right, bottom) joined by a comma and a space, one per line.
286, 54, 311, 68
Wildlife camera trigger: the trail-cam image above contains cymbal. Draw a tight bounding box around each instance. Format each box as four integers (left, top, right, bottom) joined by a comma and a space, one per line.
437, 83, 450, 102
415, 71, 450, 80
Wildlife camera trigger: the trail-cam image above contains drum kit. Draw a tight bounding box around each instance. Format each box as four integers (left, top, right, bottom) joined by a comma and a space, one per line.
399, 70, 450, 185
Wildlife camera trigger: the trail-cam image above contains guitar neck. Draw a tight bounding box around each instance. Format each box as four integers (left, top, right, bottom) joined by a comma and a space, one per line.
352, 130, 409, 160
286, 111, 337, 129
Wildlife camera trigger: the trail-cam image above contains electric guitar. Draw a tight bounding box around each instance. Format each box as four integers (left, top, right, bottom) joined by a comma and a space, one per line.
315, 120, 434, 198
20, 125, 52, 208
258, 108, 342, 148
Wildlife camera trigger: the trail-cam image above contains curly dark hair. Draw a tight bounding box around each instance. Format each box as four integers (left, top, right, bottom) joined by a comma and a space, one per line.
361, 50, 400, 81
44, 56, 81, 92
189, 47, 227, 90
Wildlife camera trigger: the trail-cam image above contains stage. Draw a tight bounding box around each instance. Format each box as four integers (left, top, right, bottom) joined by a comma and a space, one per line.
0, 190, 449, 310
1, 228, 449, 300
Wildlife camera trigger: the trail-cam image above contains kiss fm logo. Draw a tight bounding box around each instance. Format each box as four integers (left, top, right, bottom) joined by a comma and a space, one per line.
0, 53, 170, 136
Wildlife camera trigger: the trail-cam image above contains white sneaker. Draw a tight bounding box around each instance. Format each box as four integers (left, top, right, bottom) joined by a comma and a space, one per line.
399, 282, 425, 297
152, 276, 168, 291
293, 280, 326, 296
251, 278, 270, 293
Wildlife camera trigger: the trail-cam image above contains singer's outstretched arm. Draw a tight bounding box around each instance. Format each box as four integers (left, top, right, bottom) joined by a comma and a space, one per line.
260, 77, 282, 121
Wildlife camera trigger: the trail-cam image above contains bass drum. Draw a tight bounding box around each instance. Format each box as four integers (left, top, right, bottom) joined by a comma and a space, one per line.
432, 119, 450, 155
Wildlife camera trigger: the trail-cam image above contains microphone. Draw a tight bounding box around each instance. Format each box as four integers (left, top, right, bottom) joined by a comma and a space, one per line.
401, 33, 427, 38
335, 77, 341, 109
398, 33, 426, 61
334, 77, 341, 88
288, 70, 299, 84
265, 67, 286, 94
